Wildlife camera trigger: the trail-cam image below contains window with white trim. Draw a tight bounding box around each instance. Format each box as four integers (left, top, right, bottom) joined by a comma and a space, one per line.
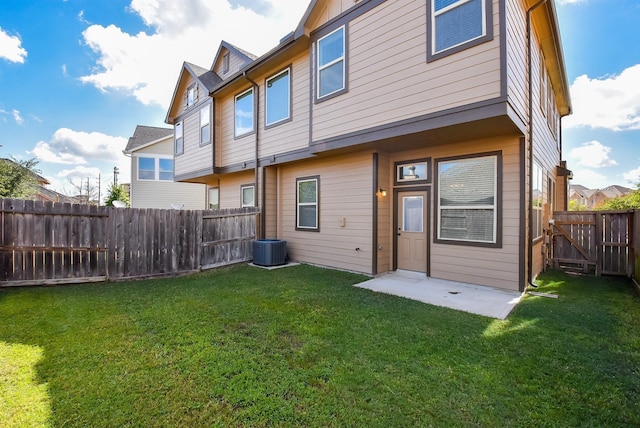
209, 187, 219, 210
533, 162, 544, 240
138, 156, 173, 182
241, 184, 254, 208
174, 121, 183, 154
266, 68, 291, 126
200, 104, 211, 145
297, 177, 319, 230
437, 154, 498, 244
317, 26, 345, 99
431, 0, 489, 57
187, 85, 197, 107
235, 88, 254, 137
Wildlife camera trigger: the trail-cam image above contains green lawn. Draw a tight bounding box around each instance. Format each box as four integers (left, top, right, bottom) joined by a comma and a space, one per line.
1, 264, 639, 427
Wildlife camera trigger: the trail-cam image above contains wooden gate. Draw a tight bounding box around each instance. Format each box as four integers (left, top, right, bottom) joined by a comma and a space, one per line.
550, 211, 634, 276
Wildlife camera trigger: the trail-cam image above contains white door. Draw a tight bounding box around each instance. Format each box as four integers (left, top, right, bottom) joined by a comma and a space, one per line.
397, 190, 428, 272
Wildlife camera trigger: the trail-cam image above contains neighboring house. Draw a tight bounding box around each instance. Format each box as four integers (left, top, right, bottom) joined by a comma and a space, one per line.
1, 157, 79, 203
124, 125, 209, 209
570, 184, 632, 209
165, 0, 572, 292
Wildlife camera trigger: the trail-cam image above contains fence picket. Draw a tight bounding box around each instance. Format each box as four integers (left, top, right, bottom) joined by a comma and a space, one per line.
1, 198, 259, 286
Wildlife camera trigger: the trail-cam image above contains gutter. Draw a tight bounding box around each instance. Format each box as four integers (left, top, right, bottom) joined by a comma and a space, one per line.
242, 71, 263, 238
526, 0, 548, 289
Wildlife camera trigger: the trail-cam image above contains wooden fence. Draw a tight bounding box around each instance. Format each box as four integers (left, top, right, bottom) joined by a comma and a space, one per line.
0, 198, 259, 286
550, 210, 636, 277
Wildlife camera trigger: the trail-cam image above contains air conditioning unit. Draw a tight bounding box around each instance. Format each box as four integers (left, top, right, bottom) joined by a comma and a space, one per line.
253, 239, 287, 267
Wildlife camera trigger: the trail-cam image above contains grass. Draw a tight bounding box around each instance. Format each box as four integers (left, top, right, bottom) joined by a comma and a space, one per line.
1, 264, 639, 427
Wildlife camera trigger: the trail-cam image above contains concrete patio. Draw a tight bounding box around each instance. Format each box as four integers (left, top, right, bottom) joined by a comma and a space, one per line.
354, 270, 523, 319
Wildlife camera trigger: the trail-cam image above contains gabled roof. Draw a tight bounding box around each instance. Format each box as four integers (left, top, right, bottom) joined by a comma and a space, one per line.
164, 62, 223, 124
210, 40, 258, 71
124, 125, 173, 154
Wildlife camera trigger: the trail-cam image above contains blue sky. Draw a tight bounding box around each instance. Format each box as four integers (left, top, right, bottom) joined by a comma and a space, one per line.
0, 0, 639, 199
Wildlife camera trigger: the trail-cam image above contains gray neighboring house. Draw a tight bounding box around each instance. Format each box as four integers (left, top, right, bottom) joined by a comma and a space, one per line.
124, 125, 209, 209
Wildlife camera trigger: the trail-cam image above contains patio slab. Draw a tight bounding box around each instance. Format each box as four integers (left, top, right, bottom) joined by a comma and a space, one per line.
354, 270, 523, 319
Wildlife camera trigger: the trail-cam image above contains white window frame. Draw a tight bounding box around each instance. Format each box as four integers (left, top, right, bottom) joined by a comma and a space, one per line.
137, 155, 174, 182
234, 88, 254, 138
436, 154, 498, 245
187, 85, 197, 107
533, 162, 544, 240
200, 104, 211, 145
296, 177, 319, 231
174, 121, 183, 155
241, 184, 255, 208
317, 26, 345, 100
431, 0, 488, 57
208, 187, 219, 210
265, 67, 291, 127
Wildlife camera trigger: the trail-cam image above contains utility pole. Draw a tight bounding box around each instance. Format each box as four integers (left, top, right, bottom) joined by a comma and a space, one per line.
97, 174, 101, 206
113, 166, 119, 186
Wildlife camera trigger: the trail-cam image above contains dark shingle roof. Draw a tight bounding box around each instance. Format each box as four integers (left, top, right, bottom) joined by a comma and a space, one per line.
185, 62, 222, 92
124, 125, 173, 153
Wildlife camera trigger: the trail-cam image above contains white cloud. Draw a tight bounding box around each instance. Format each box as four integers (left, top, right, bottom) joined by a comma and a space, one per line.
79, 0, 309, 107
570, 169, 608, 189
29, 128, 127, 165
12, 109, 24, 125
0, 27, 27, 63
557, 0, 587, 4
623, 165, 640, 185
564, 64, 640, 131
568, 140, 618, 168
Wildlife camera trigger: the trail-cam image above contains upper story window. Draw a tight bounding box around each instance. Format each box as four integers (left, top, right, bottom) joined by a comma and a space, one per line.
533, 162, 544, 240
200, 104, 211, 145
429, 0, 492, 61
235, 88, 254, 137
435, 153, 500, 246
266, 68, 291, 127
317, 26, 346, 100
174, 121, 183, 155
187, 85, 197, 107
138, 156, 173, 182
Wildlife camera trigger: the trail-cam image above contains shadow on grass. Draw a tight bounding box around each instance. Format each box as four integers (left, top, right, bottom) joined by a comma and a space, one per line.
0, 265, 638, 427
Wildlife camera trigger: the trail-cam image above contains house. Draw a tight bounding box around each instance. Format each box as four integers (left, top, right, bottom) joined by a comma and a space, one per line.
570, 184, 632, 209
124, 125, 209, 209
165, 0, 572, 292
1, 157, 80, 203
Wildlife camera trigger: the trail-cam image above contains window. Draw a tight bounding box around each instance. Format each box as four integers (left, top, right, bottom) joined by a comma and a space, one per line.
395, 159, 431, 185
235, 88, 254, 137
317, 26, 345, 99
297, 177, 319, 230
223, 52, 230, 73
436, 154, 499, 244
208, 187, 219, 210
200, 104, 211, 145
175, 121, 183, 154
187, 85, 197, 107
429, 0, 491, 59
266, 68, 291, 126
241, 185, 254, 207
533, 162, 544, 240
138, 156, 173, 181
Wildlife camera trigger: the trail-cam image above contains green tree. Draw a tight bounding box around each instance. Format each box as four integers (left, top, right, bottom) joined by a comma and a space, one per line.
0, 157, 40, 198
104, 184, 130, 207
568, 199, 588, 211
598, 183, 640, 210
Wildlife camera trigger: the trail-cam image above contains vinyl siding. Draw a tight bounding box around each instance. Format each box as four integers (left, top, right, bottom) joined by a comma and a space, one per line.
306, 0, 358, 30
213, 49, 250, 79
505, 0, 528, 125
130, 139, 207, 209
218, 86, 256, 166
376, 152, 392, 274
278, 152, 374, 274
390, 136, 522, 291
311, 0, 502, 142
175, 102, 214, 179
264, 166, 278, 238
218, 171, 255, 209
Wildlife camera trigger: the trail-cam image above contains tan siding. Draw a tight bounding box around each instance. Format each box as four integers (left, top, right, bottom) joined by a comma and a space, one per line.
306, 0, 357, 30
311, 0, 502, 141
505, 0, 528, 124
264, 166, 278, 238
218, 171, 255, 209
390, 136, 522, 291
376, 152, 392, 274
278, 152, 374, 274
175, 106, 214, 179
218, 88, 256, 166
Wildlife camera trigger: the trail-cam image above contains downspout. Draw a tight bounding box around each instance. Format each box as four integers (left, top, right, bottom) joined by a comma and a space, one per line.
527, 0, 548, 289
243, 71, 263, 239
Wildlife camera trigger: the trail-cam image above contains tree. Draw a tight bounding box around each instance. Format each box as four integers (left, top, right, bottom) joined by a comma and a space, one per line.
568, 199, 588, 211
597, 183, 640, 210
104, 184, 130, 207
0, 157, 40, 198
66, 178, 99, 205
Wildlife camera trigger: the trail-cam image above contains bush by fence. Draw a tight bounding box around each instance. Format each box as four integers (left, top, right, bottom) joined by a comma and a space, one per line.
0, 198, 258, 286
